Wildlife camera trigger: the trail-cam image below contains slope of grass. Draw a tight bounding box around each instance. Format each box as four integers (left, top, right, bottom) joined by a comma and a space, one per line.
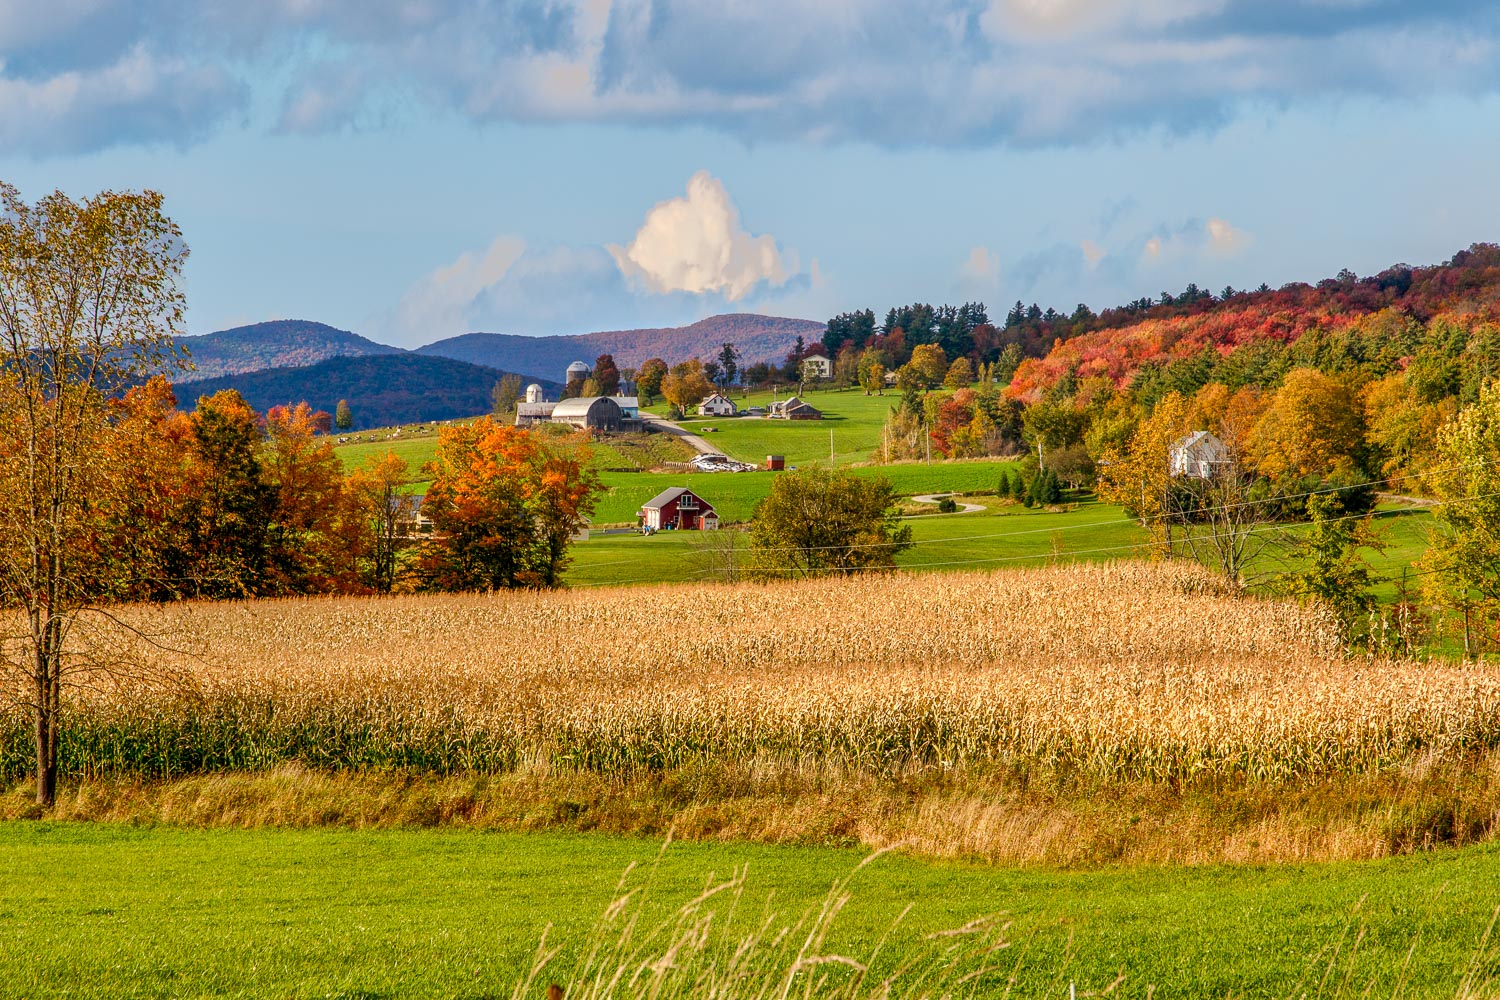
3, 822, 1498, 999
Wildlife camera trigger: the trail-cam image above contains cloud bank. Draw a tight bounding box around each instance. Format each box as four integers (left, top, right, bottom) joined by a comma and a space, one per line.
5, 0, 1500, 153
382, 170, 801, 344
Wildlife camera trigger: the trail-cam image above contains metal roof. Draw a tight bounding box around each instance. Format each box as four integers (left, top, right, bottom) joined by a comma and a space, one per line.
552, 396, 621, 417
641, 487, 691, 510
516, 402, 556, 416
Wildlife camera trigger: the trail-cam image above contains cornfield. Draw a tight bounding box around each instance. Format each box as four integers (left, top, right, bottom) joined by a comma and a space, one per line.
6, 561, 1500, 784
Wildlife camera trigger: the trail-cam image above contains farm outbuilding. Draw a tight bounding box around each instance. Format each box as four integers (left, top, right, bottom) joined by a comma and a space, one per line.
515, 401, 557, 427
766, 454, 785, 471
769, 396, 822, 420
639, 487, 719, 531
551, 396, 624, 432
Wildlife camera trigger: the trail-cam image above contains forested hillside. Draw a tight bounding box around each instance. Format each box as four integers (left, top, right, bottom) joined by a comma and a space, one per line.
418, 313, 823, 377
175, 354, 560, 429
177, 320, 402, 379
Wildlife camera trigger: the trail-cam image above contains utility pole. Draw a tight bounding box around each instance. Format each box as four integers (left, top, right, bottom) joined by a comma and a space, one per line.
830, 428, 835, 464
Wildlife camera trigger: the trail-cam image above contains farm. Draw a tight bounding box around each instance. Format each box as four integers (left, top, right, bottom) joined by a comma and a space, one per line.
7, 561, 1500, 994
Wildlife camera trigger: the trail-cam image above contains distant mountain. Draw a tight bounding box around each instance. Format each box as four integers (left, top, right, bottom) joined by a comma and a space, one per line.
175, 354, 562, 430
177, 320, 403, 380
417, 313, 825, 381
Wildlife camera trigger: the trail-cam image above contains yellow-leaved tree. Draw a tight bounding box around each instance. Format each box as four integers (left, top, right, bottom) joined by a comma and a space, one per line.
1096, 392, 1193, 557
0, 184, 188, 806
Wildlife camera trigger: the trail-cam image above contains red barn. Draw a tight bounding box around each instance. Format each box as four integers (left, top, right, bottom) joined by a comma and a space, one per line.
639, 487, 719, 531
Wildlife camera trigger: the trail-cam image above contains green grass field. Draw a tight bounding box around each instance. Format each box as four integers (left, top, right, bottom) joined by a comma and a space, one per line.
567, 494, 1436, 589
3, 822, 1497, 998
667, 386, 898, 465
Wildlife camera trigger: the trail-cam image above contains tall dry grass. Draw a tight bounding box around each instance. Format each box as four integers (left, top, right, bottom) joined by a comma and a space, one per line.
4, 561, 1499, 786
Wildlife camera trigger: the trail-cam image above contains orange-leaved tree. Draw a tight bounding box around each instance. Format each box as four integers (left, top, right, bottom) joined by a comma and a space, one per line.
346, 452, 417, 594
263, 402, 353, 593
421, 419, 600, 590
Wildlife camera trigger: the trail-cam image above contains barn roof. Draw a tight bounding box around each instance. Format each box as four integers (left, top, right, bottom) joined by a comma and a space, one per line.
640, 486, 714, 510
516, 402, 556, 416
552, 396, 621, 418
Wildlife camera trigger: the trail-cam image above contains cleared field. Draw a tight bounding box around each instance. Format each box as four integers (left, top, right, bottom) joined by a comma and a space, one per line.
4, 822, 1500, 999
590, 458, 1020, 525
668, 387, 898, 465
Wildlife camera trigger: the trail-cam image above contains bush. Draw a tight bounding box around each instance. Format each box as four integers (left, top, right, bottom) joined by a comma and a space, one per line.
936, 496, 958, 513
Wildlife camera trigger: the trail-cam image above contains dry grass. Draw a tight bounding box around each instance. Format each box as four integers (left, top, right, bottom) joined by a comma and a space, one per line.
5, 561, 1500, 863
9, 562, 1500, 781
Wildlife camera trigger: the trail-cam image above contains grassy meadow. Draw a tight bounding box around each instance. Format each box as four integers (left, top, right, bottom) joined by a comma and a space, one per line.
4, 821, 1500, 998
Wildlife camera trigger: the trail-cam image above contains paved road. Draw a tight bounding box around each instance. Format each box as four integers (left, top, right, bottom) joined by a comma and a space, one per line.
909, 492, 985, 514
639, 412, 720, 456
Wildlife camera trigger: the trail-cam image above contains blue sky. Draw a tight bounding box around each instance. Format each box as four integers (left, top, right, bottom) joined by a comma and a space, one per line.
3, 1, 1500, 348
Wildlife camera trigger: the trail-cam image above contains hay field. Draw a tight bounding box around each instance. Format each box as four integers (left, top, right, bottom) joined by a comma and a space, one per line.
9, 562, 1500, 786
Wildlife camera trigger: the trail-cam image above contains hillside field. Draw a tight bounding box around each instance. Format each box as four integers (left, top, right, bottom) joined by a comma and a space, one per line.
4, 822, 1500, 998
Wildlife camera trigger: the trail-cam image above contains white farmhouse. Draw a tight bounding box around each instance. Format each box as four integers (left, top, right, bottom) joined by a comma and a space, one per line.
1169, 431, 1229, 479
698, 392, 739, 417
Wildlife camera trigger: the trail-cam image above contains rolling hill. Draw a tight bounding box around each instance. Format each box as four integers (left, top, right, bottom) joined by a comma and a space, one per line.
417, 313, 824, 380
177, 320, 402, 380
175, 355, 562, 430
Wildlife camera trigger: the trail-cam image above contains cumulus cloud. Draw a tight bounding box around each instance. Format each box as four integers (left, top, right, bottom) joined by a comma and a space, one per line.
6, 0, 1500, 152
957, 246, 1002, 295
1206, 216, 1252, 256
608, 171, 795, 301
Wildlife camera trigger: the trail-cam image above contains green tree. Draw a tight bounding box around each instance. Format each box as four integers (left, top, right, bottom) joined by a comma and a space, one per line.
943, 356, 974, 389
335, 398, 354, 431
750, 467, 913, 578
0, 184, 188, 806
186, 389, 277, 598
491, 374, 522, 415
1278, 494, 1382, 647
1422, 383, 1500, 656
715, 342, 740, 389
637, 357, 668, 404
910, 343, 948, 388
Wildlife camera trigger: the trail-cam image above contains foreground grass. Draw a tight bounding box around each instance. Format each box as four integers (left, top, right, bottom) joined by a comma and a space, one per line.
2, 821, 1498, 998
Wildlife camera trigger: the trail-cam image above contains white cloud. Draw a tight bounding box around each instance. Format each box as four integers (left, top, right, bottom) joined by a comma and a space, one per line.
1081, 239, 1106, 266
957, 245, 1002, 296
608, 171, 796, 301
387, 235, 526, 343
1206, 216, 1251, 256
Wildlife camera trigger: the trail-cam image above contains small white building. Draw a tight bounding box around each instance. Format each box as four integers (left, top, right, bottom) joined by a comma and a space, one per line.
698, 392, 739, 417
1170, 430, 1230, 479
800, 354, 833, 380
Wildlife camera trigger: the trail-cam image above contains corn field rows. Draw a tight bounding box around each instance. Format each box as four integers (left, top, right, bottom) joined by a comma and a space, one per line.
5, 562, 1500, 783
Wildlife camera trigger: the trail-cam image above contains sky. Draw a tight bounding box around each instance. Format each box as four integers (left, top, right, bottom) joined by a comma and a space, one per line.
3, 1, 1500, 348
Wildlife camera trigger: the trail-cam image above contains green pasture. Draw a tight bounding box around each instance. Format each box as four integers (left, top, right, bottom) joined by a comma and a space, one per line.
2, 822, 1497, 998
589, 459, 1021, 526
568, 494, 1436, 594
668, 386, 898, 465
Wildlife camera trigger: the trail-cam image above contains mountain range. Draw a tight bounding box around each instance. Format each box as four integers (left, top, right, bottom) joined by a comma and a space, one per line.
177, 355, 564, 431
172, 313, 820, 428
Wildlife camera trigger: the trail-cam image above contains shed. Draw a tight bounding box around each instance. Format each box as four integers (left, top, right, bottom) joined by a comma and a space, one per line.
515, 401, 557, 427
613, 395, 641, 420
1169, 430, 1229, 479
771, 396, 822, 420
551, 396, 623, 431
639, 487, 719, 531
766, 455, 785, 471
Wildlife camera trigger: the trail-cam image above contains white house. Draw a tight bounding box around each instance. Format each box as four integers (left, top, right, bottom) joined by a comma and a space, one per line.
698, 392, 739, 417
1169, 430, 1230, 479
800, 354, 833, 380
